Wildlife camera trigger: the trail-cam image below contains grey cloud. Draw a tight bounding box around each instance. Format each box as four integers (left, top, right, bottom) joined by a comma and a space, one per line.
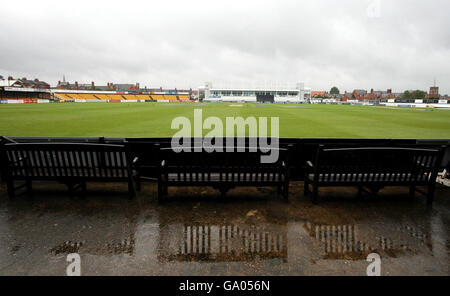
0, 0, 448, 93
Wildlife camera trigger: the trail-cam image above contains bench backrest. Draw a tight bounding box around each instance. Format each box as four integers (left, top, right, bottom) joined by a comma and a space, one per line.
1, 143, 130, 179
314, 146, 444, 183
159, 147, 288, 181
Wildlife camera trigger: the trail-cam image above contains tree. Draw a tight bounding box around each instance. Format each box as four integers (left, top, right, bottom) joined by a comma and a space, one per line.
402, 90, 426, 100
330, 86, 340, 95
411, 90, 426, 100
402, 90, 411, 100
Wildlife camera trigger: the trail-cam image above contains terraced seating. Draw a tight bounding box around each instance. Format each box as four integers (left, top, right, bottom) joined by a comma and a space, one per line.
165, 95, 178, 101
151, 95, 165, 100
107, 94, 123, 100
77, 94, 99, 100
95, 94, 111, 100
135, 95, 151, 100
56, 94, 73, 100
123, 95, 137, 100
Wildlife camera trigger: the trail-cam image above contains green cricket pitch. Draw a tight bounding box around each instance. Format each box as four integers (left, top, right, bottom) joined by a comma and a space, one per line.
0, 102, 449, 138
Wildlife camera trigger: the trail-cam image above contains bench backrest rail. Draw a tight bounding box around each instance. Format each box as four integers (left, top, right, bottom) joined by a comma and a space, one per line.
159, 148, 288, 183
313, 146, 444, 184
2, 143, 131, 179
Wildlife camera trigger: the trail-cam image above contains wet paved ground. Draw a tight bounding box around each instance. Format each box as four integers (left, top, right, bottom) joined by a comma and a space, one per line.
0, 181, 449, 275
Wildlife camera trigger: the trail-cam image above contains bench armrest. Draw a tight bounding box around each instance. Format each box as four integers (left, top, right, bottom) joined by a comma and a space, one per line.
305, 160, 315, 175
0, 136, 18, 144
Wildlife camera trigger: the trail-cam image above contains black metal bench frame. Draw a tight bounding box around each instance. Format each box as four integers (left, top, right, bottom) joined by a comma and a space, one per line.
304, 145, 445, 204
156, 147, 290, 202
0, 142, 137, 199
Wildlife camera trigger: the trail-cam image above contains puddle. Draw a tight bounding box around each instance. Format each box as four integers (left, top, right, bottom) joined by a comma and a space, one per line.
0, 183, 448, 275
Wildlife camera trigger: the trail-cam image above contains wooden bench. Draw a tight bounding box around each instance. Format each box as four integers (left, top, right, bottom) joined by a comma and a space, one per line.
304, 146, 445, 204
1, 142, 137, 198
156, 147, 289, 202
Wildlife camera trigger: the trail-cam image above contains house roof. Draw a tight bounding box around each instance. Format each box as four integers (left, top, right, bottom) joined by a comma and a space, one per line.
354, 89, 367, 96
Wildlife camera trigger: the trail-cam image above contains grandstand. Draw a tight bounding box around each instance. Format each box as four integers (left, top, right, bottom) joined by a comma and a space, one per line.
0, 85, 51, 103
200, 82, 311, 103
50, 89, 191, 102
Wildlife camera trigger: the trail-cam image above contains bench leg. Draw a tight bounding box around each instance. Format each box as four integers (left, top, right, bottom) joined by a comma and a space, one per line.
6, 179, 15, 199
277, 185, 282, 195
409, 185, 415, 200
304, 180, 310, 195
157, 181, 166, 203
26, 179, 32, 197
311, 185, 318, 204
426, 183, 435, 206
135, 175, 141, 192
80, 182, 87, 199
67, 183, 75, 197
219, 187, 228, 198
357, 186, 363, 198
128, 179, 136, 200
283, 183, 289, 201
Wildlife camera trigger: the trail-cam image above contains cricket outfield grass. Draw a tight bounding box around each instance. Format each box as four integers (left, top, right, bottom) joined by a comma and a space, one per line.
0, 102, 449, 138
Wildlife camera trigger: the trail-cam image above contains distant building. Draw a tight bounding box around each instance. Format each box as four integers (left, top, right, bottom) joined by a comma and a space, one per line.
343, 89, 367, 100
0, 76, 50, 89
311, 91, 328, 97
112, 83, 140, 92
201, 81, 311, 103
56, 77, 140, 92
428, 86, 439, 98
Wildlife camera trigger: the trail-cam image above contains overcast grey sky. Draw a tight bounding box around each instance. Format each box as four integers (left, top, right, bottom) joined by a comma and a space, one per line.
0, 0, 449, 93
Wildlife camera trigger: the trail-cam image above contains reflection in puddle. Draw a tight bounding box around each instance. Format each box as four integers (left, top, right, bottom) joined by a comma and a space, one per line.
1, 190, 448, 275
158, 224, 287, 262
105, 234, 135, 256
50, 235, 135, 256
304, 222, 431, 260
50, 241, 84, 255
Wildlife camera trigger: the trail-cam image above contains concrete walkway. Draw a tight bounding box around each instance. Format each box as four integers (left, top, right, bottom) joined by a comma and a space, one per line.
0, 182, 448, 275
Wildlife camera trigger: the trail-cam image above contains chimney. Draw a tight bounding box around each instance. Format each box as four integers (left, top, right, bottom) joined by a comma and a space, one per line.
58, 80, 61, 85
75, 81, 78, 89
370, 88, 373, 93
91, 81, 95, 88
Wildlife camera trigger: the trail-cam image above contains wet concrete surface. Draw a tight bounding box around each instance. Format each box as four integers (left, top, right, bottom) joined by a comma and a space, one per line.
0, 181, 448, 275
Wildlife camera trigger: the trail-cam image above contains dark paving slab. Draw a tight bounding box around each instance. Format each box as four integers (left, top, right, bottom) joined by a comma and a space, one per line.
0, 182, 448, 275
